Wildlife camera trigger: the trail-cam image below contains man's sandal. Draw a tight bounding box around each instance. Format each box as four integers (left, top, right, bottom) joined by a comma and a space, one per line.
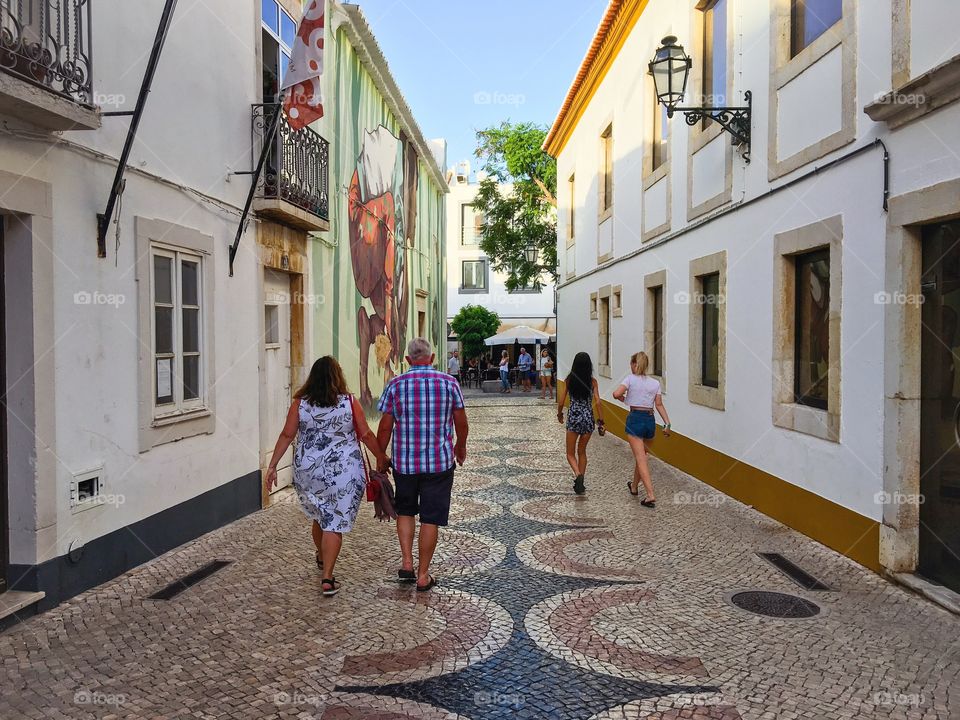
398, 569, 416, 583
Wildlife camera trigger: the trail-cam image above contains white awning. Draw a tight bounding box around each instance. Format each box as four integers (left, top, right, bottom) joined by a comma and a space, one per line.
483, 325, 556, 346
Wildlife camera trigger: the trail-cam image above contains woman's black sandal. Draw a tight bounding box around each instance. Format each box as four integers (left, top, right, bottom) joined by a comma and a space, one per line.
315, 552, 323, 570
640, 498, 656, 508
321, 577, 341, 596
626, 482, 639, 496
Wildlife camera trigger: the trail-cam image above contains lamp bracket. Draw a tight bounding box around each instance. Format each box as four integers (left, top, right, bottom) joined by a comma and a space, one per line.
668, 91, 753, 163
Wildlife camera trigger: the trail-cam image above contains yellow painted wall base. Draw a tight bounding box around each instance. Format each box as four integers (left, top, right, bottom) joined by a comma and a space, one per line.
557, 381, 881, 571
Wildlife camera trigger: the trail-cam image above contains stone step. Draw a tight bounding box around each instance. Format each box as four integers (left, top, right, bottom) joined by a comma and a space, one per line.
0, 590, 46, 622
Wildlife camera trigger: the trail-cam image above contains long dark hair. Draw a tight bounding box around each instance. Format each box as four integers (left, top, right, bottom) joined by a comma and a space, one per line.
565, 352, 593, 401
295, 356, 349, 407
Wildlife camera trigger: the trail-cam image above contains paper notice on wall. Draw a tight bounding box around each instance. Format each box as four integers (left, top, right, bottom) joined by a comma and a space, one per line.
157, 358, 172, 399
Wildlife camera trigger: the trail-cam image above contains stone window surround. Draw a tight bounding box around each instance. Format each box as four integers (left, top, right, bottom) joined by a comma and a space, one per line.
644, 269, 667, 392
597, 284, 613, 378
642, 71, 671, 242
767, 0, 857, 181
688, 250, 726, 410
865, 1, 960, 130
772, 214, 842, 443
881, 177, 960, 575
687, 0, 734, 221
136, 217, 216, 452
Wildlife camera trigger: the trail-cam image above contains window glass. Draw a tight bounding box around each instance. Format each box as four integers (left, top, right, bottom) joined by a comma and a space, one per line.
652, 98, 668, 170
599, 297, 611, 367
154, 255, 172, 304
703, 0, 727, 116
280, 9, 296, 48
791, 0, 842, 57
701, 273, 721, 388
262, 30, 280, 102
462, 260, 486, 290
652, 286, 664, 376
568, 175, 575, 240
461, 204, 481, 245
181, 260, 198, 306
265, 305, 280, 344
794, 249, 830, 407
183, 356, 200, 401
601, 127, 614, 211
261, 0, 279, 33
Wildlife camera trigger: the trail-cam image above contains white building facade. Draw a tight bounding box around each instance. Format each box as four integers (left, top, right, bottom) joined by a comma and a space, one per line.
546, 0, 960, 593
446, 173, 556, 344
0, 0, 330, 618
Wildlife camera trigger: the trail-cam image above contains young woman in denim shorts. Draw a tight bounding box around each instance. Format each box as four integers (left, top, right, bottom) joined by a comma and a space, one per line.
612, 351, 671, 508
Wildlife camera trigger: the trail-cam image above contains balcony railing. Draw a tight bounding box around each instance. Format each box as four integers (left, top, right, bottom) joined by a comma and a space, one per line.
252, 103, 329, 228
0, 0, 93, 106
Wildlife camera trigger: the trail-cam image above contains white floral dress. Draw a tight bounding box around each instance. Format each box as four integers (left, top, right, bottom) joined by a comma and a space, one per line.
293, 395, 366, 532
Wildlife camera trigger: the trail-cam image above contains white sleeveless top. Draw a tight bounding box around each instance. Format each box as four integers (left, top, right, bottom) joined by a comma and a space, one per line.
619, 374, 661, 407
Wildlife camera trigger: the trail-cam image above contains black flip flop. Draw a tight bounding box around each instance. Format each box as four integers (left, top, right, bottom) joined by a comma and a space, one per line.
640, 498, 656, 508
416, 575, 437, 592
398, 569, 416, 583
626, 482, 639, 496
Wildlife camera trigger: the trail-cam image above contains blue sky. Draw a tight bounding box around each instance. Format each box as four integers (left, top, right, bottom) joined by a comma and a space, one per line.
350, 0, 609, 173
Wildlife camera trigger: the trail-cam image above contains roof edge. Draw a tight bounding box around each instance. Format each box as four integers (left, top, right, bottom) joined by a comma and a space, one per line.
334, 2, 449, 192
543, 0, 649, 158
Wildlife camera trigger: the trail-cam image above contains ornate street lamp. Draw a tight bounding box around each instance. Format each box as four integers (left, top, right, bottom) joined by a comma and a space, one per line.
525, 244, 539, 265
649, 36, 753, 162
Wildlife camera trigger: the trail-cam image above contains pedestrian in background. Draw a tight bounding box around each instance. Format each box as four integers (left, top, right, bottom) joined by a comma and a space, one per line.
447, 350, 461, 384
517, 347, 533, 392
613, 351, 670, 508
499, 350, 511, 393
539, 349, 555, 400
265, 356, 389, 596
378, 338, 469, 592
557, 351, 604, 495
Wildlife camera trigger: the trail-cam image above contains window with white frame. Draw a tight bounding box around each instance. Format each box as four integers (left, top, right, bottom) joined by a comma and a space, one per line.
461, 204, 483, 245
261, 0, 296, 102
151, 249, 205, 416
461, 259, 487, 291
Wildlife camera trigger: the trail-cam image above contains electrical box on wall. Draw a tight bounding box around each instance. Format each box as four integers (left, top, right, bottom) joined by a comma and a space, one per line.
70, 466, 105, 514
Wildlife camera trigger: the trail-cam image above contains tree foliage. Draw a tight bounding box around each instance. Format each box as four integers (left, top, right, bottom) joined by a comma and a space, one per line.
450, 304, 501, 360
472, 122, 558, 291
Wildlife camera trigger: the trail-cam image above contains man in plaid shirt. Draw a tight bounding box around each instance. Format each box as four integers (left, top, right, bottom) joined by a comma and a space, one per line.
377, 338, 468, 592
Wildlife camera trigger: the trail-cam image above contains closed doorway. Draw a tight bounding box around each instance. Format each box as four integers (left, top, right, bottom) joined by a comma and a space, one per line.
919, 219, 960, 593
261, 269, 294, 494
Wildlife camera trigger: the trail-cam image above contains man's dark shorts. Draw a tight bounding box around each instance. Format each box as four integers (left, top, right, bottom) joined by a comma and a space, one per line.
392, 465, 456, 525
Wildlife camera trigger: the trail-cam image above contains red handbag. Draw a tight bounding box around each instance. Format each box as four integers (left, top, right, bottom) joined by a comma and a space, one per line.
349, 395, 397, 519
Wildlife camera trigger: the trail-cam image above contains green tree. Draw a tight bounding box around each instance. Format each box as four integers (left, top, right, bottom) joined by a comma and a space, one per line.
450, 305, 501, 361
472, 121, 557, 291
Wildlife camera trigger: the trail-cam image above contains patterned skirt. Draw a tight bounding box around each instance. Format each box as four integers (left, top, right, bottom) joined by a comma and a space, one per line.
565, 398, 595, 435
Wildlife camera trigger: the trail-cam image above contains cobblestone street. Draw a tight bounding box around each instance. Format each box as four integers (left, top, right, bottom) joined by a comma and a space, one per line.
1, 396, 958, 719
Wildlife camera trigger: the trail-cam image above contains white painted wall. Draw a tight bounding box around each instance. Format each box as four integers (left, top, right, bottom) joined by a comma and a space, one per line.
445, 180, 556, 325
552, 0, 960, 522
0, 0, 263, 565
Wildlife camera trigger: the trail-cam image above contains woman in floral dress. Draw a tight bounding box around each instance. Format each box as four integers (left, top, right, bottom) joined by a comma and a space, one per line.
556, 352, 604, 496
265, 356, 389, 596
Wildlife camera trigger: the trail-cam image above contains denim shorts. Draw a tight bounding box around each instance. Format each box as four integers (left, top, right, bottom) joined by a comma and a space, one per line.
625, 410, 656, 439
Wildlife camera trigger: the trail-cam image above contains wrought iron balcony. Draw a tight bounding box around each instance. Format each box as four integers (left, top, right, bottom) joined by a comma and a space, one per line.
0, 0, 96, 128
252, 103, 329, 231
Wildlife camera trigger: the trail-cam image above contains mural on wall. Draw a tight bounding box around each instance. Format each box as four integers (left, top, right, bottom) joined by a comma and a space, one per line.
348, 124, 420, 405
